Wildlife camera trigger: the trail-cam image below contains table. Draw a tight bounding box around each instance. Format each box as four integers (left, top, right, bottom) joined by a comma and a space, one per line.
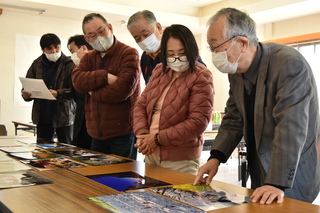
203, 130, 217, 151
12, 121, 36, 136
0, 141, 319, 212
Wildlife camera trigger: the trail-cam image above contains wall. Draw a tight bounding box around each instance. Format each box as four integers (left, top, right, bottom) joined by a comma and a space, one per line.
1, 9, 320, 135
258, 13, 320, 41
0, 10, 140, 135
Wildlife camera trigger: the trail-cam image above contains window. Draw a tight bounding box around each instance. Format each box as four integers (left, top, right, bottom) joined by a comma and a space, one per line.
291, 43, 320, 103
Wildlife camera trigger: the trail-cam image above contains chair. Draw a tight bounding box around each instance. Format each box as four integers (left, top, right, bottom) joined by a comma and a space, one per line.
0, 123, 8, 136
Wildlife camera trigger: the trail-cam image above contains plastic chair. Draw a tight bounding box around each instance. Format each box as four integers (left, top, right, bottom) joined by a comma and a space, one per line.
0, 123, 8, 136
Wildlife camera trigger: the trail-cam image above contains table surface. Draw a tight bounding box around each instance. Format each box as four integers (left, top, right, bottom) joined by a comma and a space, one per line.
204, 130, 218, 139
0, 137, 319, 212
12, 121, 36, 128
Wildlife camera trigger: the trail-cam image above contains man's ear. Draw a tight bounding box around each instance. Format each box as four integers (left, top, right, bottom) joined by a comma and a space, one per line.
238, 36, 250, 53
108, 23, 113, 34
156, 22, 163, 34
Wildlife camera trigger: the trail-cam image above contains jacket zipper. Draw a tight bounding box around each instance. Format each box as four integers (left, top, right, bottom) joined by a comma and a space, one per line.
98, 103, 103, 139
158, 74, 179, 163
98, 55, 105, 139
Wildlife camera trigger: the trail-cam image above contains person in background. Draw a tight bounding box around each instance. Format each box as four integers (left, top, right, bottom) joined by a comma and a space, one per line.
68, 34, 92, 66
22, 33, 76, 144
133, 24, 214, 175
72, 13, 141, 159
67, 34, 93, 149
127, 9, 206, 85
194, 7, 320, 204
126, 10, 162, 85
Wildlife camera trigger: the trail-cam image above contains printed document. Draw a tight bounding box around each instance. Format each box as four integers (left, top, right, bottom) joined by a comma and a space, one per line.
19, 77, 56, 100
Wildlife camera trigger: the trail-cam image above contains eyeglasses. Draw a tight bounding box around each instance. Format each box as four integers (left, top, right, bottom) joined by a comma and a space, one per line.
86, 26, 108, 42
166, 56, 188, 63
207, 35, 238, 53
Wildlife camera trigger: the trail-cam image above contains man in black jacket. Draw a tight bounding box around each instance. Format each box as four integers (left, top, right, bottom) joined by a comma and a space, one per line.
67, 34, 93, 149
22, 33, 76, 144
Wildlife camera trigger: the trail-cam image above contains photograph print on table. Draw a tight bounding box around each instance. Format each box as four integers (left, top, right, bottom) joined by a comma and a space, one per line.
0, 170, 52, 189
31, 149, 61, 159
148, 183, 251, 211
86, 171, 170, 191
21, 157, 86, 171
36, 143, 75, 149
87, 190, 204, 213
72, 155, 131, 166
49, 149, 103, 158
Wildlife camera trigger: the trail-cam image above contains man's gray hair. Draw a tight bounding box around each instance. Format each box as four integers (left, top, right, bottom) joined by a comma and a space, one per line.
207, 8, 258, 46
127, 10, 157, 30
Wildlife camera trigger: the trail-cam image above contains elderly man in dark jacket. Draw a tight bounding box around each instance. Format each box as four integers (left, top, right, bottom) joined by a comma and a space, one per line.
22, 33, 76, 144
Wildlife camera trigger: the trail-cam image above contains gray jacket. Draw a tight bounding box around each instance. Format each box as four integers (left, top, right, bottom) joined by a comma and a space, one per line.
23, 53, 76, 128
212, 42, 320, 202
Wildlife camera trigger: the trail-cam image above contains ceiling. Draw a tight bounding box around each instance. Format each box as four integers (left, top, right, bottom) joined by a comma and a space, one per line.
0, 0, 320, 34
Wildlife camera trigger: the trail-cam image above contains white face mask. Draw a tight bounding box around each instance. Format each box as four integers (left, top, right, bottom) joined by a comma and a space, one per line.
137, 33, 160, 53
91, 33, 114, 52
167, 56, 190, 72
45, 51, 61, 62
71, 52, 80, 65
211, 39, 242, 74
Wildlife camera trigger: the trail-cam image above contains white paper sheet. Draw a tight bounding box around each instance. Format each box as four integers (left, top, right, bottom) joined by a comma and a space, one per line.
19, 77, 56, 100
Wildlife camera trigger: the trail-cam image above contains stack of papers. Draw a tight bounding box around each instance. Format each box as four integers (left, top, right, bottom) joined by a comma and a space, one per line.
19, 77, 55, 100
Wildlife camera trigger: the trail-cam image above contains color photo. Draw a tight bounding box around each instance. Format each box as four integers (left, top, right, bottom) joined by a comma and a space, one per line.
86, 171, 170, 191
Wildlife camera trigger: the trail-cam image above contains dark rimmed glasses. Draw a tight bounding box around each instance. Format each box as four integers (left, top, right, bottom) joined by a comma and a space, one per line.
85, 26, 108, 42
166, 56, 188, 63
207, 35, 238, 53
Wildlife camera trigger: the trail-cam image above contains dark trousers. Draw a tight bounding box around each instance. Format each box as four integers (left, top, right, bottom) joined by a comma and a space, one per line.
37, 124, 73, 144
91, 133, 135, 159
128, 136, 137, 160
72, 123, 92, 150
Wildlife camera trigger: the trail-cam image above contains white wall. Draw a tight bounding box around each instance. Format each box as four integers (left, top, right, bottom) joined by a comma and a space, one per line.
1, 9, 320, 135
0, 10, 139, 135
258, 13, 320, 41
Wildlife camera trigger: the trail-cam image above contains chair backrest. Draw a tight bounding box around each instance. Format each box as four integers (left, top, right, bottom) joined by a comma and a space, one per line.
0, 124, 7, 136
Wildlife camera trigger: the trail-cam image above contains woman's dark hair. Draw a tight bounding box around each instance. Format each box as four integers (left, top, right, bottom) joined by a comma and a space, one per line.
40, 33, 61, 50
67, 34, 93, 50
160, 24, 199, 73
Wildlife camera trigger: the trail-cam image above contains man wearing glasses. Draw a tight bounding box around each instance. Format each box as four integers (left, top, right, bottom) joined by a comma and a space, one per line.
194, 8, 320, 204
72, 13, 141, 159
